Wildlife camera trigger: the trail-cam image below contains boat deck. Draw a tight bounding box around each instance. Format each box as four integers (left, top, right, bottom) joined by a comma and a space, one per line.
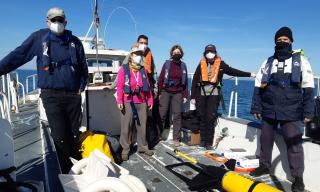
9, 94, 305, 192
121, 139, 295, 192
11, 97, 62, 192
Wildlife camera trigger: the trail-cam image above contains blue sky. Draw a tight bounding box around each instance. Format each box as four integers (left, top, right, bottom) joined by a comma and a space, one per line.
0, 0, 319, 75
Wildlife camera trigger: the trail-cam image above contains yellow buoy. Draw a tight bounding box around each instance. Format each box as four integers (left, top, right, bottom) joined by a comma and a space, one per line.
222, 171, 282, 192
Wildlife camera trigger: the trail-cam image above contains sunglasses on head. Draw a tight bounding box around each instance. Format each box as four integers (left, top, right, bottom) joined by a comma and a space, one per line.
50, 17, 65, 23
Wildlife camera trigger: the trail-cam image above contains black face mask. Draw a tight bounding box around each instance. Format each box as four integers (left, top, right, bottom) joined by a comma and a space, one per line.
274, 42, 292, 62
172, 54, 182, 61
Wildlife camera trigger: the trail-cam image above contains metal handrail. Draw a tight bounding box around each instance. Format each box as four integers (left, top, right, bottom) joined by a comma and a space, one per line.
10, 71, 20, 88
0, 99, 5, 119
0, 92, 11, 122
26, 74, 37, 94
1, 75, 6, 93
9, 80, 19, 113
18, 82, 26, 104
228, 77, 238, 118
6, 74, 11, 109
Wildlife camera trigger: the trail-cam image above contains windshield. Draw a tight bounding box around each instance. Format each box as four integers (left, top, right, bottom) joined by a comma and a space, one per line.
87, 59, 113, 67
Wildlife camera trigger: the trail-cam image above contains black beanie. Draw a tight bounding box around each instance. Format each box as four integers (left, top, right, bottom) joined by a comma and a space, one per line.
274, 26, 293, 43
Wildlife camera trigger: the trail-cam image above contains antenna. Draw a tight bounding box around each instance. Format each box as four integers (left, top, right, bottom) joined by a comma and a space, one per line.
84, 0, 103, 84
103, 6, 138, 46
94, 0, 100, 73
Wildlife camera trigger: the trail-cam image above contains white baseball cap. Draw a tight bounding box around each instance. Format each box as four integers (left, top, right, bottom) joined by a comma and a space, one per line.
47, 7, 65, 20
130, 44, 144, 54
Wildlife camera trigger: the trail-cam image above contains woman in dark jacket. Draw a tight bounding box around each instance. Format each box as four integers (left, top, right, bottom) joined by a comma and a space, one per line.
191, 44, 254, 150
158, 45, 188, 147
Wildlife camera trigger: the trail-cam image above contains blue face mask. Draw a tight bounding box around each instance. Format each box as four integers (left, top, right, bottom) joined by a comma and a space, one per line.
274, 42, 292, 61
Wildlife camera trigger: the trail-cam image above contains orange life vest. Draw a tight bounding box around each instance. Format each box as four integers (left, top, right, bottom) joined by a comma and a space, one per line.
200, 56, 221, 84
144, 49, 153, 74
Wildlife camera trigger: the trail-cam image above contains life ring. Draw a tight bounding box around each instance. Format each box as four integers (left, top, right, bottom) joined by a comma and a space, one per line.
83, 177, 134, 192
119, 174, 147, 192
69, 157, 117, 176
69, 158, 88, 174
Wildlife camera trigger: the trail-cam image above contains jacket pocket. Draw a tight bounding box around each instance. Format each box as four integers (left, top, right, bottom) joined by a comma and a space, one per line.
286, 91, 303, 106
262, 93, 273, 105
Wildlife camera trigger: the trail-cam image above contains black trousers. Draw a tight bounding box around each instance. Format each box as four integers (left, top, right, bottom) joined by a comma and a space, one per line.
260, 118, 304, 177
41, 89, 82, 173
159, 91, 182, 141
196, 95, 219, 146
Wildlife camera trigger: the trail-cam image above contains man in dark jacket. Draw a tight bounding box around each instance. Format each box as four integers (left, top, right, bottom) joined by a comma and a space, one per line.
191, 44, 254, 150
250, 26, 314, 192
0, 7, 88, 173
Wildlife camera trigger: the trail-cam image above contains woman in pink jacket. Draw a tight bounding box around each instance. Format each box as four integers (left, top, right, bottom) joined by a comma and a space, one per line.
117, 44, 154, 161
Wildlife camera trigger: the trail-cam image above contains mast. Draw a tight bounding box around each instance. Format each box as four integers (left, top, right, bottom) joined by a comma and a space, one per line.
94, 0, 100, 74
92, 0, 103, 84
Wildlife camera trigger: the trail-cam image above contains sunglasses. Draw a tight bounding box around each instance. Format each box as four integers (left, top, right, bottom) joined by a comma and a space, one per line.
50, 17, 65, 23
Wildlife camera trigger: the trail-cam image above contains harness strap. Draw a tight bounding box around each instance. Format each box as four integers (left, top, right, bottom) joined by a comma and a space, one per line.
248, 181, 262, 192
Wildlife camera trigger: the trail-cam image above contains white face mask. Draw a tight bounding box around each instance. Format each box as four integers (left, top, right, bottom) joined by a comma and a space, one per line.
132, 55, 142, 64
138, 44, 147, 52
206, 52, 215, 60
50, 22, 65, 34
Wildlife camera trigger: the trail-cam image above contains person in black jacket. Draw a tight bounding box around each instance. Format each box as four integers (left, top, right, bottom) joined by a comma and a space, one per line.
191, 44, 254, 150
250, 27, 314, 192
0, 7, 88, 173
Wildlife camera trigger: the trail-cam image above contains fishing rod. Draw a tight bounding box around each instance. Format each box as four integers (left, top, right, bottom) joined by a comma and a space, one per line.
172, 149, 282, 192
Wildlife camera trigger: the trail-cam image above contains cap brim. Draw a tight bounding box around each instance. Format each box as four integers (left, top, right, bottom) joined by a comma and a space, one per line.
47, 15, 65, 20
205, 49, 216, 53
130, 50, 143, 54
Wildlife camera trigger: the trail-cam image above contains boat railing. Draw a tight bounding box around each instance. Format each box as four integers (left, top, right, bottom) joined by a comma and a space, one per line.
0, 91, 11, 122
187, 73, 239, 118
187, 74, 320, 119
10, 71, 26, 105
18, 81, 26, 104
0, 73, 19, 115
25, 74, 37, 94
0, 71, 29, 119
9, 71, 23, 113
228, 77, 238, 118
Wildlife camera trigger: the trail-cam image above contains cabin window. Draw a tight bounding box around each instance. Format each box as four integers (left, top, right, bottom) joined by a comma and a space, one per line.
87, 59, 113, 67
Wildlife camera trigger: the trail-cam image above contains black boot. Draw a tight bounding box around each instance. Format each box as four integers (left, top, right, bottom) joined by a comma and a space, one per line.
249, 164, 270, 177
205, 146, 213, 150
292, 177, 305, 192
198, 141, 206, 149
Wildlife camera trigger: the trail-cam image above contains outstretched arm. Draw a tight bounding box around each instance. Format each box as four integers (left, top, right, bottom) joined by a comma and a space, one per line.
223, 62, 252, 77
0, 32, 39, 75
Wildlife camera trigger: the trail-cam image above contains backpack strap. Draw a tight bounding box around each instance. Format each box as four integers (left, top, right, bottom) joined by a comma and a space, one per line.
123, 64, 131, 94
261, 56, 274, 84
163, 60, 171, 86
180, 61, 187, 87
291, 52, 301, 84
